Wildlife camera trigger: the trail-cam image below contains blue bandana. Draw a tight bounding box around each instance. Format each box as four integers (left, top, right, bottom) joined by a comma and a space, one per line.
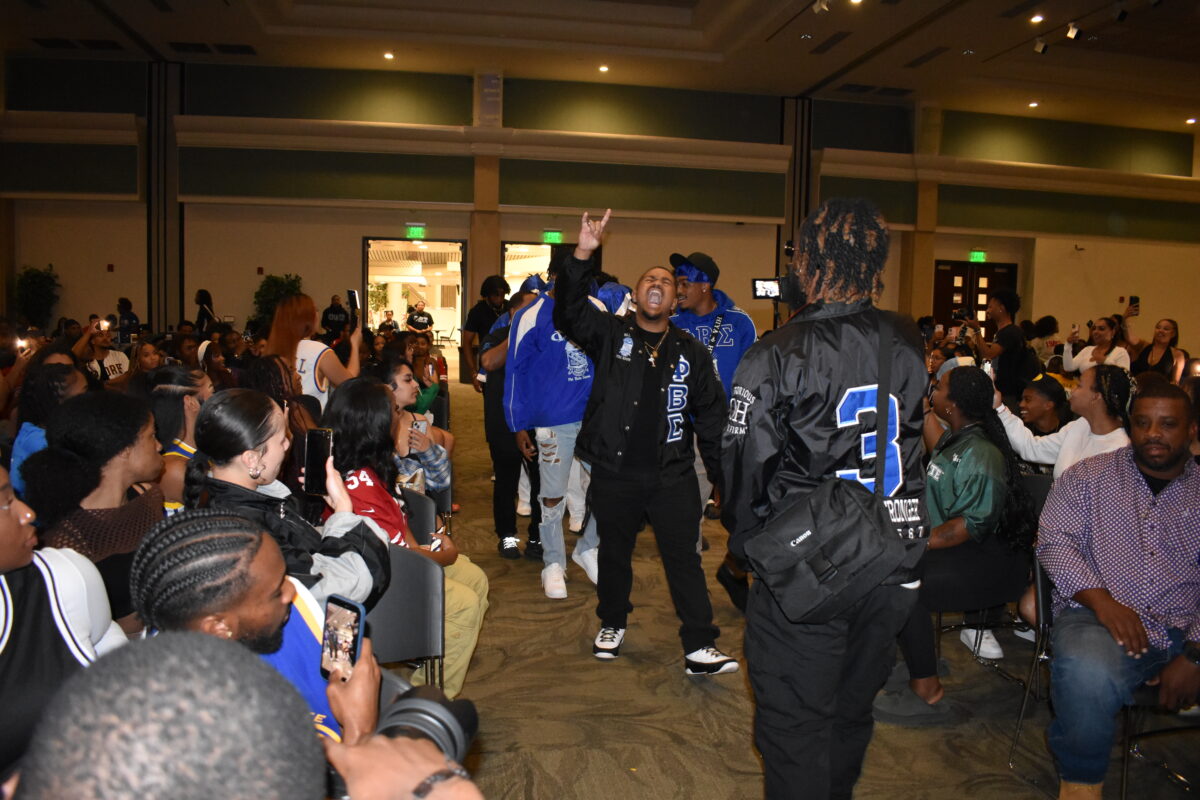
674, 263, 711, 285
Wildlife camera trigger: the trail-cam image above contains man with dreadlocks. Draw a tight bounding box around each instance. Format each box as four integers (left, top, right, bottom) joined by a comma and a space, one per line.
874, 365, 1035, 724
722, 198, 929, 799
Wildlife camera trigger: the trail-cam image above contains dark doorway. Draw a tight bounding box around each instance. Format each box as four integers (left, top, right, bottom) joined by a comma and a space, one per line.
932, 260, 1019, 340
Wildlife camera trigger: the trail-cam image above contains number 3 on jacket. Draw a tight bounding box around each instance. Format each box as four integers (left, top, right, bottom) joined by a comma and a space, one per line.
834, 385, 902, 497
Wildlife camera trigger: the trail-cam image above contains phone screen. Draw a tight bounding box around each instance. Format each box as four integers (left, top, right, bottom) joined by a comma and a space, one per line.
751, 278, 780, 300
320, 595, 365, 680
347, 289, 361, 329
303, 428, 333, 494
1130, 295, 1140, 307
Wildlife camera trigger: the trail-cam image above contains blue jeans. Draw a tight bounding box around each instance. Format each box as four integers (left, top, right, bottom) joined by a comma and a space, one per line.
1048, 607, 1184, 783
535, 422, 599, 568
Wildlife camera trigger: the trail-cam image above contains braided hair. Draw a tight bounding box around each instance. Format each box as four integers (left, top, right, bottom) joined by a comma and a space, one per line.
1089, 364, 1132, 428
184, 389, 281, 510
129, 509, 265, 632
795, 198, 890, 303
945, 366, 1037, 551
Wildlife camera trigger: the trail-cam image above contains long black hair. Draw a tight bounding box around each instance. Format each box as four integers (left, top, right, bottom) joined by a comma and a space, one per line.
795, 198, 890, 303
946, 366, 1037, 551
321, 377, 398, 495
23, 392, 153, 529
130, 509, 265, 632
184, 389, 281, 509
142, 365, 210, 450
17, 363, 81, 428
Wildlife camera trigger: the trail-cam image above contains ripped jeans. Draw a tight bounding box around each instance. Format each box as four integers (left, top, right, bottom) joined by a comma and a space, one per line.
535, 423, 600, 568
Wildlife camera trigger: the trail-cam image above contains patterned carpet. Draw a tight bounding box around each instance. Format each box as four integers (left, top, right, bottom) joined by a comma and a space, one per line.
438, 379, 1197, 799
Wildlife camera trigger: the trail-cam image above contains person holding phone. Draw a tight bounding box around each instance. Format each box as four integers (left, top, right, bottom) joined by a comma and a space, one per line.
70, 318, 129, 384
1124, 302, 1187, 383
323, 378, 487, 699
1063, 315, 1131, 372
386, 360, 453, 492
183, 389, 391, 609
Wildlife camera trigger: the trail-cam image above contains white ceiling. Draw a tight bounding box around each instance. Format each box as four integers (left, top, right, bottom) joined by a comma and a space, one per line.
3, 0, 1198, 134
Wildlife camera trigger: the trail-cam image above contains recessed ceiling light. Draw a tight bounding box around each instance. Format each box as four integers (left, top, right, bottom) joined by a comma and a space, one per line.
850, 0, 863, 5
1030, 13, 1044, 22
1028, 101, 1039, 108
419, 244, 429, 250
598, 65, 609, 72
962, 48, 975, 55
800, 33, 814, 39
383, 51, 394, 60
1188, 118, 1197, 125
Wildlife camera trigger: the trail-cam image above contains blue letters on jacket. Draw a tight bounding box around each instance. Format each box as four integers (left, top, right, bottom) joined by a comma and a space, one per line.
504, 293, 599, 432
670, 289, 757, 397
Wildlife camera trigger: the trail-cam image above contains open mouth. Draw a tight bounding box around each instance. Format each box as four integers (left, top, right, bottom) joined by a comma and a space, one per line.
646, 287, 664, 306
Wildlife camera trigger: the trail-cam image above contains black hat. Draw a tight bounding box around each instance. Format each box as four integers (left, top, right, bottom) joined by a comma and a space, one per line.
669, 252, 720, 286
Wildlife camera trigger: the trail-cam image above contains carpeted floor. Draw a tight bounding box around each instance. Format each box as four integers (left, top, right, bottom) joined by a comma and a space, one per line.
436, 375, 1197, 799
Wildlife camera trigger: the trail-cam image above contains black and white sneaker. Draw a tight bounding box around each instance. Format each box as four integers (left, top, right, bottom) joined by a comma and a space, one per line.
498, 536, 521, 559
593, 627, 626, 660
684, 646, 739, 675
524, 540, 544, 561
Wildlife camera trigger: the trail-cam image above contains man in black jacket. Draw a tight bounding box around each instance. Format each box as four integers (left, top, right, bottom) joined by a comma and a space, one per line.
554, 209, 738, 676
722, 198, 929, 799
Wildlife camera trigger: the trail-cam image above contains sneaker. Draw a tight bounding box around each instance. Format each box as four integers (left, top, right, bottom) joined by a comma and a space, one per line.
593, 626, 625, 659
684, 646, 739, 676
541, 563, 567, 599
497, 536, 521, 559
571, 547, 599, 585
960, 628, 1004, 659
516, 501, 532, 516
524, 540, 544, 561
1013, 626, 1037, 643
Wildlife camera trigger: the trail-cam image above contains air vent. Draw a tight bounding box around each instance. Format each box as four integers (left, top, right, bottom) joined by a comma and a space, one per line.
214, 43, 257, 55
32, 37, 78, 49
79, 39, 124, 51
876, 86, 912, 97
170, 42, 212, 53
837, 83, 876, 93
999, 0, 1043, 18
812, 31, 851, 55
904, 46, 949, 68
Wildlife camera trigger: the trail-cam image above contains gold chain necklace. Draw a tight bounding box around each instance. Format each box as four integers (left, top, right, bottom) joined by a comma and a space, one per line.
641, 328, 670, 367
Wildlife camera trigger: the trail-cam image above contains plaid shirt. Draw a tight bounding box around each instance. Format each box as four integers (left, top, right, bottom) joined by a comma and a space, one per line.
1038, 446, 1200, 649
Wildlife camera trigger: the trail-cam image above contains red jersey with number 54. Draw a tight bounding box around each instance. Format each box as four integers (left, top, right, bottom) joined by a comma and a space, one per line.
341, 467, 411, 547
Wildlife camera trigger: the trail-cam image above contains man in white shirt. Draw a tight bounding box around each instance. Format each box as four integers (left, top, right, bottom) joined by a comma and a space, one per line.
74, 321, 129, 383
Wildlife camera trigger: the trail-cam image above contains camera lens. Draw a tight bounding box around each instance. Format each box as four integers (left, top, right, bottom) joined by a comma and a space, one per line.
377, 686, 478, 763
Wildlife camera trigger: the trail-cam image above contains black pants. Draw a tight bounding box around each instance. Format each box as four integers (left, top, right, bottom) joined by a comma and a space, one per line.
745, 580, 918, 800
488, 438, 541, 542
591, 470, 718, 654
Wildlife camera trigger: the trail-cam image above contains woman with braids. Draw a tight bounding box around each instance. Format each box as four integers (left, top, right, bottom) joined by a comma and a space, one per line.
1063, 315, 1131, 372
183, 388, 390, 609
129, 509, 383, 744
874, 366, 1036, 725
139, 365, 214, 514
995, 364, 1131, 478
23, 392, 165, 631
322, 378, 486, 699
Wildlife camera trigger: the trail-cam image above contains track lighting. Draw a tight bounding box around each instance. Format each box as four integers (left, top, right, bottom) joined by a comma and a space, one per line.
1033, 38, 1048, 54
1066, 22, 1080, 38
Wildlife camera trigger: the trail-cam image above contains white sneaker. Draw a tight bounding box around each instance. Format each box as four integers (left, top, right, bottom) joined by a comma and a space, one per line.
541, 563, 567, 599
516, 501, 532, 516
684, 646, 740, 675
960, 628, 1004, 659
571, 547, 599, 584
1013, 627, 1036, 643
593, 626, 625, 659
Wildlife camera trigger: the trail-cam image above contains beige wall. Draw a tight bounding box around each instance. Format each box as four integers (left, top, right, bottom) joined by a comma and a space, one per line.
1030, 235, 1200, 354
13, 200, 147, 326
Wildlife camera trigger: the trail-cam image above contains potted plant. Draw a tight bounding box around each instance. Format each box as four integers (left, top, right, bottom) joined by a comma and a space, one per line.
15, 264, 61, 329
249, 273, 303, 333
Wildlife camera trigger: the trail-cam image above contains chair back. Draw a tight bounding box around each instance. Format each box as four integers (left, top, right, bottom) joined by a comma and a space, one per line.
399, 487, 437, 546
428, 393, 450, 431
366, 545, 445, 665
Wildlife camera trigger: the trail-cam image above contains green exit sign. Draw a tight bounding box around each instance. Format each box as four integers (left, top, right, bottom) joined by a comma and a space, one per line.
405, 224, 426, 239
969, 249, 987, 263
542, 230, 563, 245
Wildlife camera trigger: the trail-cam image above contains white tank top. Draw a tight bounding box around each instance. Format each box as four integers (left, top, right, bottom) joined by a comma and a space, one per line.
296, 339, 332, 411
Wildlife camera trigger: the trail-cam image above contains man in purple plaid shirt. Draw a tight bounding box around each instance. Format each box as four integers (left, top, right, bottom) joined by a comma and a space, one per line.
1037, 382, 1200, 799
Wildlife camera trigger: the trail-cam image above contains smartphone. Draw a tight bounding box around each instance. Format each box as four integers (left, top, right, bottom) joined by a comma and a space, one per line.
303, 428, 333, 495
347, 289, 361, 330
99, 319, 111, 330
320, 594, 366, 680
1130, 295, 1140, 307
16, 339, 27, 352
751, 278, 780, 300
411, 418, 429, 435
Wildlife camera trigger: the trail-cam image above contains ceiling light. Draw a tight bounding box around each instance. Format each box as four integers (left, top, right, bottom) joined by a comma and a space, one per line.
383, 51, 394, 60
1033, 38, 1048, 54
962, 48, 975, 55
850, 0, 863, 4
813, 0, 830, 13
1188, 118, 1197, 125
598, 65, 609, 72
434, 271, 441, 276
418, 244, 428, 250
1066, 22, 1080, 38
1028, 101, 1039, 108
1030, 13, 1044, 22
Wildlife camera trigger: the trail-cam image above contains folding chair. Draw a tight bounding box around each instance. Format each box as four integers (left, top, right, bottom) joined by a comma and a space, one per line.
366, 544, 445, 688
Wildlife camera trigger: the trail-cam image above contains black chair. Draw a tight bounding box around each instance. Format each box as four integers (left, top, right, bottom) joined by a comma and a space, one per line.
366, 543, 445, 689
1120, 688, 1200, 798
399, 486, 437, 546
430, 484, 454, 536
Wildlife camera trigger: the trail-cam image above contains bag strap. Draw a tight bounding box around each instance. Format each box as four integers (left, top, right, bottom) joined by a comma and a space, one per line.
874, 312, 893, 498
704, 313, 726, 354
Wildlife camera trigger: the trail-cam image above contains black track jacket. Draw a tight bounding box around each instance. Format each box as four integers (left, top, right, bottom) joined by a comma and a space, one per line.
722, 300, 929, 564
553, 255, 727, 485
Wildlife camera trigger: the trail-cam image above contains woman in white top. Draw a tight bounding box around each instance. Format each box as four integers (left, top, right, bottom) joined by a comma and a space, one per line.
266, 294, 361, 412
995, 364, 1131, 477
1061, 315, 1130, 372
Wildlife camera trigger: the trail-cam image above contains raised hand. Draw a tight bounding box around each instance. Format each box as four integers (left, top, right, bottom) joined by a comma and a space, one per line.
574, 209, 612, 259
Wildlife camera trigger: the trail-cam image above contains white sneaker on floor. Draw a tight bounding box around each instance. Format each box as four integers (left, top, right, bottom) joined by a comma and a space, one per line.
541, 563, 567, 599
684, 646, 740, 675
516, 501, 532, 516
1013, 627, 1036, 643
960, 628, 1004, 659
593, 626, 625, 659
571, 547, 599, 584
